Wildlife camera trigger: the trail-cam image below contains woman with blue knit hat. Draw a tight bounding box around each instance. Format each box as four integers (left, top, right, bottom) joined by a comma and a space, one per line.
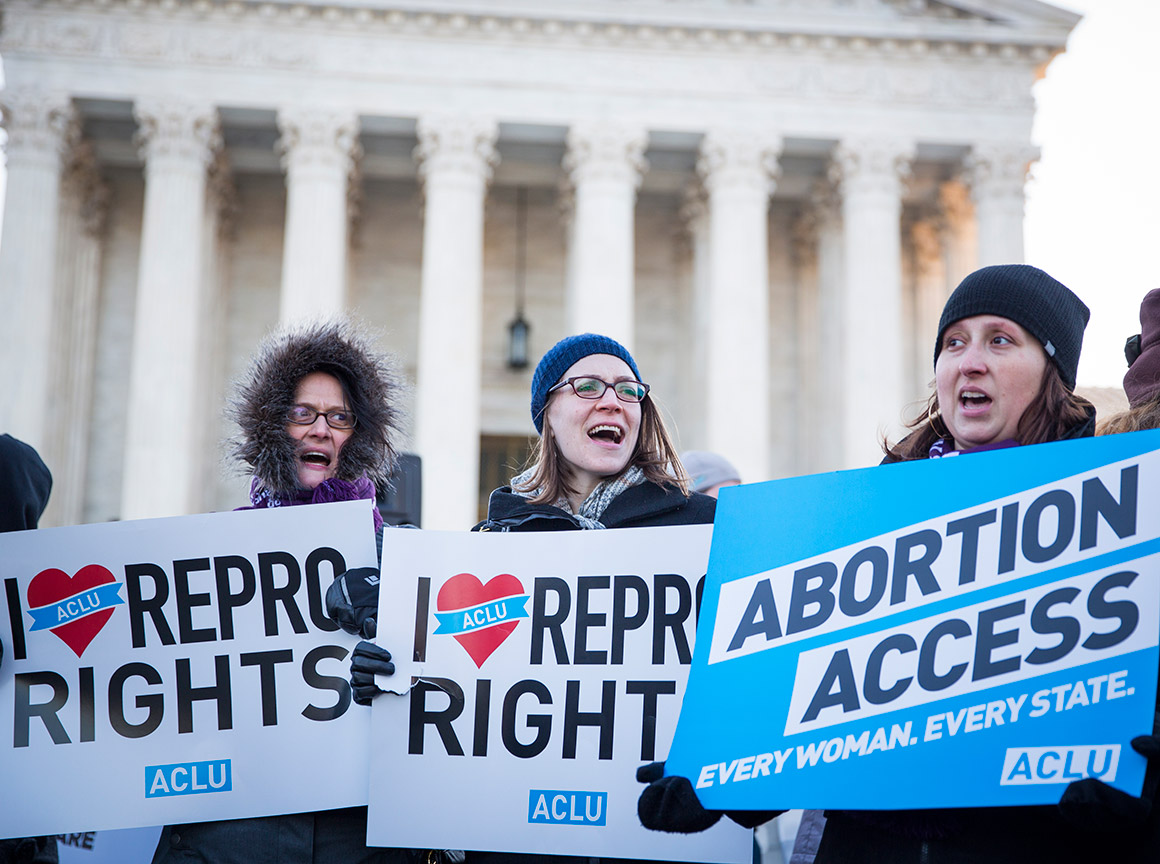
470, 334, 724, 864
475, 332, 715, 531
340, 334, 723, 863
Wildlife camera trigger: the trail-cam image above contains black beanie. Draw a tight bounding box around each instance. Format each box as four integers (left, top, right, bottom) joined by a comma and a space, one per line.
934, 264, 1089, 390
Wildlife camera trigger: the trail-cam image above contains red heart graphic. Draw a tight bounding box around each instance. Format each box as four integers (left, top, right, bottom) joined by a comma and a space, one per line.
437, 573, 525, 668
27, 564, 119, 658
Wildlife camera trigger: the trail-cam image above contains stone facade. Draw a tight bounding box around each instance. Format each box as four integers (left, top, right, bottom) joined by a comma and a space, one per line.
0, 0, 1080, 528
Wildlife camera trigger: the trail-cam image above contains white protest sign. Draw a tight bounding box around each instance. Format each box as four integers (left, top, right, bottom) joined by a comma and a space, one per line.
367, 525, 753, 863
0, 500, 378, 839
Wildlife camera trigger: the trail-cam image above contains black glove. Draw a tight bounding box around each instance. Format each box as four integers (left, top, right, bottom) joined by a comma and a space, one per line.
350, 640, 395, 707
1059, 735, 1160, 832
637, 761, 722, 833
326, 567, 381, 639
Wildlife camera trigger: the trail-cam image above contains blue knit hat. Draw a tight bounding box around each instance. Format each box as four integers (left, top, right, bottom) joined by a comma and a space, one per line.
530, 333, 642, 432
934, 264, 1089, 390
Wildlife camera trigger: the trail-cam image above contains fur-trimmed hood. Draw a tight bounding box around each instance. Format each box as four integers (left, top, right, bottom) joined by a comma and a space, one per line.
230, 320, 404, 497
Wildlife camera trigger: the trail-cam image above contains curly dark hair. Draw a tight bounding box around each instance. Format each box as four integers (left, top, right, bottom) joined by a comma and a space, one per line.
230, 320, 404, 496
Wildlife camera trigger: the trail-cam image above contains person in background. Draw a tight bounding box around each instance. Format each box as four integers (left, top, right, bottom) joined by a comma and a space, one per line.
1100, 287, 1160, 435
0, 434, 58, 864
152, 320, 411, 864
680, 450, 741, 498
640, 264, 1160, 861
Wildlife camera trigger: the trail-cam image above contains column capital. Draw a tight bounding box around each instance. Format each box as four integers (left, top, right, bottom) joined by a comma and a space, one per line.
62, 139, 111, 239
903, 207, 945, 280
963, 142, 1039, 204
207, 149, 240, 242
938, 179, 974, 228
696, 129, 782, 195
829, 137, 915, 198
276, 107, 362, 176
563, 121, 648, 189
414, 115, 499, 185
133, 101, 221, 167
0, 92, 77, 160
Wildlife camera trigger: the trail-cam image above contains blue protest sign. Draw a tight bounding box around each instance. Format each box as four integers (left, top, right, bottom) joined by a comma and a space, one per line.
666, 431, 1160, 810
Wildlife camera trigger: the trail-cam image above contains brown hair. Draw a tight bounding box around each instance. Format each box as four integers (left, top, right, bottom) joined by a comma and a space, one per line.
514, 394, 691, 504
884, 364, 1093, 461
1098, 394, 1160, 436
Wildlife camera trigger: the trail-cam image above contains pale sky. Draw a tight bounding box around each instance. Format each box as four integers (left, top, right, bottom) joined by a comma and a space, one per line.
1, 1, 1156, 389
1026, 0, 1160, 388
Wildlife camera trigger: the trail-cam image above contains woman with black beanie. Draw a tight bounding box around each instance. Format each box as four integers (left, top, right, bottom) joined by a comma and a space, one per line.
640, 265, 1160, 862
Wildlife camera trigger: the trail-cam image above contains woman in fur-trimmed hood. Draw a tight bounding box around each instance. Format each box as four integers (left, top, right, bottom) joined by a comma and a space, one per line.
231, 319, 403, 527
152, 320, 415, 864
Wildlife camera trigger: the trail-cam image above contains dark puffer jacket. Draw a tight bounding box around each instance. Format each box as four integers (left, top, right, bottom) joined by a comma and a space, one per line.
466, 480, 716, 864
475, 481, 716, 533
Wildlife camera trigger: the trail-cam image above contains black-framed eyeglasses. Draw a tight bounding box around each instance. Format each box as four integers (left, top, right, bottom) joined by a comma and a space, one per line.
287, 405, 357, 430
548, 376, 650, 403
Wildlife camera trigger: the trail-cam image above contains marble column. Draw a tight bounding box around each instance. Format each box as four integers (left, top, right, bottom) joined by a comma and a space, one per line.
276, 109, 361, 323
121, 102, 220, 519
831, 137, 914, 469
965, 143, 1038, 267
413, 115, 498, 530
903, 207, 948, 404
196, 151, 239, 514
0, 93, 76, 451
42, 139, 110, 527
677, 184, 711, 448
562, 122, 647, 348
696, 130, 781, 484
938, 180, 977, 289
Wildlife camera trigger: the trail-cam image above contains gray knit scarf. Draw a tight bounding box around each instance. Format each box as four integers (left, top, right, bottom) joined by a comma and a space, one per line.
510, 465, 646, 529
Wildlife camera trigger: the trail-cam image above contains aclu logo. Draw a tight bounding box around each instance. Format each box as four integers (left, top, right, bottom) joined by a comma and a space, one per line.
1000, 745, 1120, 786
146, 759, 233, 798
528, 789, 607, 826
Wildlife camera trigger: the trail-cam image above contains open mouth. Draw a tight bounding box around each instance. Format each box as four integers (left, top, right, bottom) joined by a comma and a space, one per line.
301, 451, 332, 467
588, 425, 624, 444
960, 390, 991, 408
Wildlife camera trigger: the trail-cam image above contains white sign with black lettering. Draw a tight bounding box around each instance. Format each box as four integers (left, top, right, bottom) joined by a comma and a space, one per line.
367, 525, 753, 863
0, 501, 377, 839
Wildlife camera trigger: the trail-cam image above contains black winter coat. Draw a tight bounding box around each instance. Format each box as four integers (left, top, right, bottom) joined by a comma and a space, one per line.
466, 480, 716, 864
474, 481, 717, 533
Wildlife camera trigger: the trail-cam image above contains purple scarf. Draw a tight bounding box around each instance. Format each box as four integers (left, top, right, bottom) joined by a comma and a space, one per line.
928, 437, 1020, 459
241, 476, 383, 534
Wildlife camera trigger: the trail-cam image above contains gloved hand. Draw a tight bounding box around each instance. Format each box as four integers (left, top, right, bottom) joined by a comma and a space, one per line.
636, 761, 722, 833
637, 761, 783, 833
326, 567, 381, 638
1059, 735, 1160, 832
350, 640, 395, 707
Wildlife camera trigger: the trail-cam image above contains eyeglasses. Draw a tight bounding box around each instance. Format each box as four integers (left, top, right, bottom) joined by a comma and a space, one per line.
287, 405, 357, 430
548, 376, 650, 403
